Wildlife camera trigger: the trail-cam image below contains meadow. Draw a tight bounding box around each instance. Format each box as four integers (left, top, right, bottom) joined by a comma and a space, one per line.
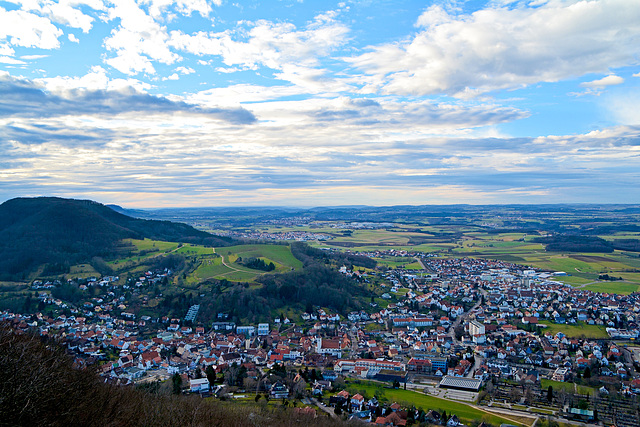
299, 224, 640, 295
538, 322, 609, 339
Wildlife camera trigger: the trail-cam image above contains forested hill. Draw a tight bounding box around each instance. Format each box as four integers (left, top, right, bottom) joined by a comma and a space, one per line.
0, 197, 234, 280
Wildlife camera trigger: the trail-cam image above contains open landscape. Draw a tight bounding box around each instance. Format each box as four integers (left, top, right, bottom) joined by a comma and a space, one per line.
3, 200, 640, 427
2, 0, 640, 426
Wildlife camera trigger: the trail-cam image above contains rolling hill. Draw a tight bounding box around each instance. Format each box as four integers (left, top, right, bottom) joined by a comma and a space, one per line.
0, 197, 234, 280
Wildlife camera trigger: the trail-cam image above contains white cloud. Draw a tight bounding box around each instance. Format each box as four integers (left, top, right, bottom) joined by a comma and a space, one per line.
163, 73, 179, 80
21, 54, 48, 60
169, 13, 349, 89
0, 7, 63, 49
175, 66, 194, 74
633, 72, 640, 78
141, 0, 216, 19
104, 0, 181, 75
68, 33, 79, 43
36, 66, 152, 94
189, 84, 307, 105
215, 66, 242, 73
0, 43, 14, 56
581, 75, 624, 88
347, 0, 640, 97
10, 0, 104, 33
0, 56, 26, 65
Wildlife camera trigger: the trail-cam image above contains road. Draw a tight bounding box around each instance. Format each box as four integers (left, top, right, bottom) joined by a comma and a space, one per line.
444, 287, 488, 377
312, 398, 336, 418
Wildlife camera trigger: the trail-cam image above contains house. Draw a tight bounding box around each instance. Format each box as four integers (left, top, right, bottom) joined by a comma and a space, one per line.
190, 378, 210, 393
447, 414, 463, 426
329, 390, 349, 407
425, 410, 441, 424
374, 411, 406, 426
270, 381, 289, 399
316, 337, 345, 357
138, 350, 162, 370
350, 393, 365, 411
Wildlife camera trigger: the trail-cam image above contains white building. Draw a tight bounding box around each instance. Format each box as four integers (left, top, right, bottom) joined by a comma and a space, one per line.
190, 378, 210, 393
258, 323, 269, 336
236, 325, 256, 337
469, 320, 486, 344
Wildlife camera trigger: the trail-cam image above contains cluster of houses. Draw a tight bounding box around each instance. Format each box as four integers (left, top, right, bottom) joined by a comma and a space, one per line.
219, 229, 332, 241
3, 252, 640, 426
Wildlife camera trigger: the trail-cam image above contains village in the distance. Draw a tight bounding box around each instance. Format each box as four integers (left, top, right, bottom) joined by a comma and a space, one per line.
3, 202, 640, 427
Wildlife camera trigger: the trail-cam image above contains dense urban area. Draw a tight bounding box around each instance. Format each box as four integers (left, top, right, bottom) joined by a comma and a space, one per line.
5, 246, 640, 427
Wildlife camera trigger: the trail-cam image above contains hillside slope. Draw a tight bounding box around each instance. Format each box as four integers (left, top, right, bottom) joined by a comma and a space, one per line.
0, 197, 234, 279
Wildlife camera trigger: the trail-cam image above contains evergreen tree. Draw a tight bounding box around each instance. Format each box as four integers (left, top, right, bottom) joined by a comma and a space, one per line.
172, 373, 182, 394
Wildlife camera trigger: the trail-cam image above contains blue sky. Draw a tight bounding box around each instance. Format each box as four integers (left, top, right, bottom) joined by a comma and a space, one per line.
0, 0, 639, 207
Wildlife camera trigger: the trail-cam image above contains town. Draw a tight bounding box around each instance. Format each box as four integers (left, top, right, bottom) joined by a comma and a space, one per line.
4, 251, 640, 427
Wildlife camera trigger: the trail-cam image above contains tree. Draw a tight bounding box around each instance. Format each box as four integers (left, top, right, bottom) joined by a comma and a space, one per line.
547, 385, 553, 403
205, 366, 216, 385
172, 373, 182, 394
584, 366, 591, 379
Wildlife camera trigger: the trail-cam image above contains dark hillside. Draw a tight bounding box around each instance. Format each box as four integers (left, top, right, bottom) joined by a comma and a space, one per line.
0, 197, 234, 280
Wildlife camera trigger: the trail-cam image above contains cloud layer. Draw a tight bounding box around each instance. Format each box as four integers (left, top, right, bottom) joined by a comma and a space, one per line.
0, 0, 639, 206
349, 0, 640, 97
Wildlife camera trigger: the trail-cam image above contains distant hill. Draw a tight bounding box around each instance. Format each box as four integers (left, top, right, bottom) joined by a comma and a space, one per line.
0, 197, 234, 280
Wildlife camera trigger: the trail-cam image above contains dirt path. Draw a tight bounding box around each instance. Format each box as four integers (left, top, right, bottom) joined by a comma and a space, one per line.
213, 249, 259, 278
470, 404, 537, 427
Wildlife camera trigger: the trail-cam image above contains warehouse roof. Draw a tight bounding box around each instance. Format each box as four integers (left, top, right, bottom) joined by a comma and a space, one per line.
438, 376, 482, 391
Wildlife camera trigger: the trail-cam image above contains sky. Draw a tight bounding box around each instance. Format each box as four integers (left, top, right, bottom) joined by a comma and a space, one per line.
0, 0, 639, 208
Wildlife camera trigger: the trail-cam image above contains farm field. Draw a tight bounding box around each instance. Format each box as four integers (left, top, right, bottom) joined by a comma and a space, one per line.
108, 238, 180, 268
345, 381, 533, 426
182, 243, 304, 284
539, 322, 609, 339
298, 224, 640, 294
217, 244, 303, 271
129, 238, 180, 253
582, 282, 640, 295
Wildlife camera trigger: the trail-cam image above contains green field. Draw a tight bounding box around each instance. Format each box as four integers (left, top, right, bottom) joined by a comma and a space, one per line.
582, 282, 640, 295
217, 244, 303, 271
345, 381, 532, 426
174, 244, 216, 256
108, 238, 180, 268
299, 225, 640, 291
539, 322, 609, 339
540, 379, 595, 396
129, 238, 180, 253
69, 264, 101, 277
556, 275, 595, 286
